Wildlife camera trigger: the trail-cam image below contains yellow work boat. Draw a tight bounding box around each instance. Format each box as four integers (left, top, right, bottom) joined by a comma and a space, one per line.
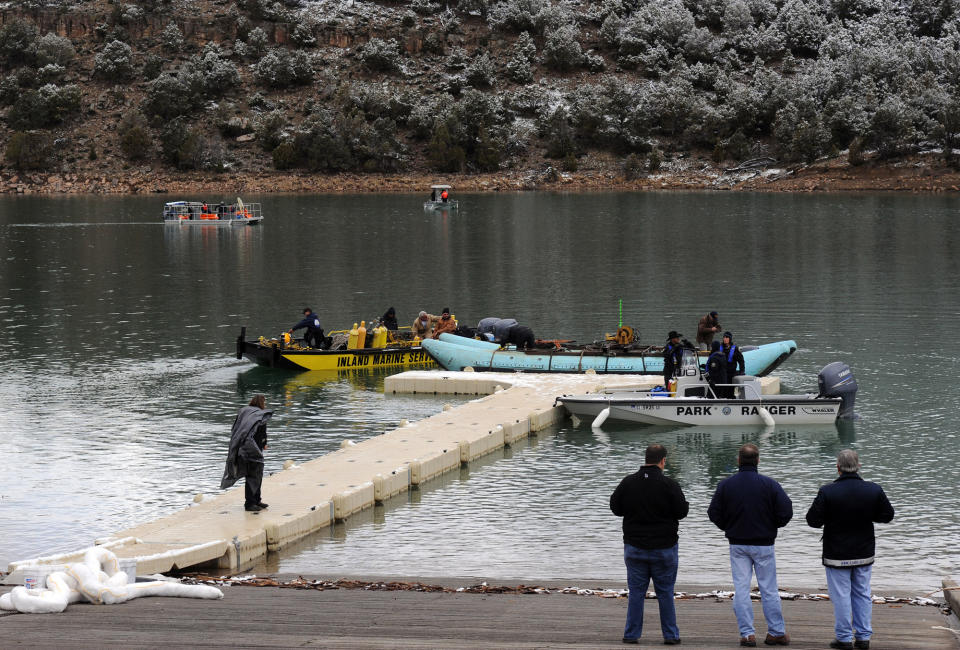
235, 325, 435, 371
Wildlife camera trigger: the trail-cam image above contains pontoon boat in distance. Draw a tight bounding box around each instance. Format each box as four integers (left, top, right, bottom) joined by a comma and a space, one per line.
163, 198, 263, 225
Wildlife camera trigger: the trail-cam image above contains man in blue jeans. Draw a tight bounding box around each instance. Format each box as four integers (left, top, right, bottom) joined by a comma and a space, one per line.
708, 443, 792, 647
610, 443, 689, 645
806, 449, 894, 650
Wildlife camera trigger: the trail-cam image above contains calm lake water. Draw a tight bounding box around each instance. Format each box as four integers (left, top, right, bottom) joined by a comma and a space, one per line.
1, 192, 958, 592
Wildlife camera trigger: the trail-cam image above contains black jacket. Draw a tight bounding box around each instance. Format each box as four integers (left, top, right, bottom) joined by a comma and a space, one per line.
610, 465, 689, 549
663, 341, 684, 380
706, 350, 727, 386
291, 313, 322, 333
220, 406, 273, 489
721, 343, 745, 377
806, 472, 894, 567
708, 465, 793, 545
381, 311, 398, 330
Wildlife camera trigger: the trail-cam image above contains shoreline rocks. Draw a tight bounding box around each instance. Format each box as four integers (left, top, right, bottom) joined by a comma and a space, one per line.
2, 158, 960, 195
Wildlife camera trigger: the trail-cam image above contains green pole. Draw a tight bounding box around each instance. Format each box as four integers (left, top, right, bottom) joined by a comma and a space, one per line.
618, 299, 622, 329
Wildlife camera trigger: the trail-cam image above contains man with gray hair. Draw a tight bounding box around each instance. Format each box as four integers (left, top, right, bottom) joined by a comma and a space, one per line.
806, 450, 895, 650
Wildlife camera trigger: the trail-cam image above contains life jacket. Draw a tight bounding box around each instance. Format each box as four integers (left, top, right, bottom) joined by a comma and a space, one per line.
441, 190, 448, 199
725, 344, 738, 363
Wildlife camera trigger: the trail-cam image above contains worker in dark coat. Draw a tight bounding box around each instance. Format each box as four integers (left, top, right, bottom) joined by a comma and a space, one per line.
505, 324, 536, 350
381, 307, 398, 330
221, 394, 273, 512
663, 331, 684, 390
492, 318, 519, 343
806, 449, 894, 649
288, 308, 324, 348
706, 340, 727, 396
477, 317, 501, 341
696, 311, 721, 350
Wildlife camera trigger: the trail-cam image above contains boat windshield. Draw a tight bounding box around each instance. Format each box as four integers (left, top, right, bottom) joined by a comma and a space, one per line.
679, 348, 700, 376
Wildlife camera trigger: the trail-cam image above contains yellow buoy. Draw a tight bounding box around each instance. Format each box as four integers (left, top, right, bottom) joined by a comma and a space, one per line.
347, 322, 359, 350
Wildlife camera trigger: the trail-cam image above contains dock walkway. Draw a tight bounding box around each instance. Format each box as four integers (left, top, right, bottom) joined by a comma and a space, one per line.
1, 576, 955, 648
6, 371, 778, 579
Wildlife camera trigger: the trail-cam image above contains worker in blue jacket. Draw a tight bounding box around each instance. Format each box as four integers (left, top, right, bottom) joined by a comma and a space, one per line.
708, 444, 793, 647
720, 331, 745, 397
288, 308, 324, 348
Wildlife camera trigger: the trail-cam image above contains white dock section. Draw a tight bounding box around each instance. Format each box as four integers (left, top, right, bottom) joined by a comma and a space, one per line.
6, 371, 779, 580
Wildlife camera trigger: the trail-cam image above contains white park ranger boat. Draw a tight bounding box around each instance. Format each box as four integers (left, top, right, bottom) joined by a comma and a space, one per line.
556, 350, 858, 428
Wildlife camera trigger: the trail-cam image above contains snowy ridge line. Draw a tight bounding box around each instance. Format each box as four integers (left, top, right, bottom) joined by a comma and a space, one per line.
179, 575, 948, 609
8, 537, 142, 570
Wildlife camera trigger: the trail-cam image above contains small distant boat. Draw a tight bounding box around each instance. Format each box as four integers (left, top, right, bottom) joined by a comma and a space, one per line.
423, 184, 458, 210
236, 326, 435, 372
421, 333, 797, 377
557, 354, 858, 428
163, 198, 263, 225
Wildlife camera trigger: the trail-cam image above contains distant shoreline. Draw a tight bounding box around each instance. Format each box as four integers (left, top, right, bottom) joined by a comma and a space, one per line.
4, 155, 960, 196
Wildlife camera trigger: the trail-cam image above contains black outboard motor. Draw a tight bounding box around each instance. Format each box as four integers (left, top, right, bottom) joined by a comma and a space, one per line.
818, 362, 858, 419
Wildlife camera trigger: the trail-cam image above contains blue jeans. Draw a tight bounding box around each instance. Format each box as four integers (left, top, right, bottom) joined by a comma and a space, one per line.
623, 543, 680, 641
729, 544, 786, 638
825, 564, 873, 642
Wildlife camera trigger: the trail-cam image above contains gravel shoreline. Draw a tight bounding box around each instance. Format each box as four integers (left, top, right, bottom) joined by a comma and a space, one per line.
4, 155, 960, 195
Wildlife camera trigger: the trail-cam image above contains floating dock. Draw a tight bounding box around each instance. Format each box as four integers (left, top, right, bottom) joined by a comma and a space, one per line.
5, 371, 780, 581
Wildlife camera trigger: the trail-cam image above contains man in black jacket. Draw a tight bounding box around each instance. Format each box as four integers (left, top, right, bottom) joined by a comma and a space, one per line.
662, 331, 685, 391
806, 450, 894, 650
610, 444, 689, 645
720, 331, 746, 397
708, 444, 792, 647
706, 340, 727, 396
380, 307, 398, 330
221, 394, 272, 512
288, 308, 324, 348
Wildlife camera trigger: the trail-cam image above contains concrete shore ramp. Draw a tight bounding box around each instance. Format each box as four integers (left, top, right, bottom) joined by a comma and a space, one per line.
6, 371, 779, 580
